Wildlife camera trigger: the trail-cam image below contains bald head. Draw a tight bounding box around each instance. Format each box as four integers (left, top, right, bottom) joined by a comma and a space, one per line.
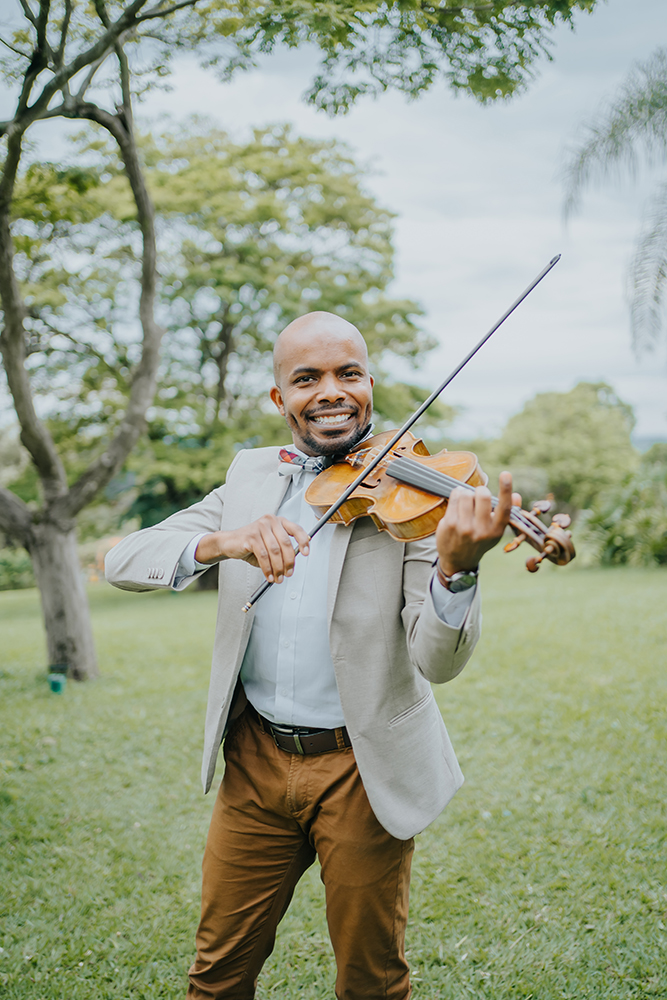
273, 312, 368, 386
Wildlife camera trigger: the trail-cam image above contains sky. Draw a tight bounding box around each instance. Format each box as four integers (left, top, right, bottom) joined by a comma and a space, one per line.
2, 0, 666, 445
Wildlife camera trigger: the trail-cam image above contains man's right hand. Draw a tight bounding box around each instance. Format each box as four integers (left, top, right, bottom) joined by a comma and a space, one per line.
194, 516, 311, 584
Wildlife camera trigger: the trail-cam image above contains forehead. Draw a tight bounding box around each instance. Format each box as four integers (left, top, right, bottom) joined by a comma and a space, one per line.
276, 329, 368, 379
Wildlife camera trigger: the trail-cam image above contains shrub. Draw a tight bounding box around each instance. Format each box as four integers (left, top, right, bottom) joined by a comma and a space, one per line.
0, 548, 36, 591
577, 461, 667, 566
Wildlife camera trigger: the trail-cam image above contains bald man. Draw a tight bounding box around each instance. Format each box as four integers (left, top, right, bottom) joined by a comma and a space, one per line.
106, 311, 516, 1000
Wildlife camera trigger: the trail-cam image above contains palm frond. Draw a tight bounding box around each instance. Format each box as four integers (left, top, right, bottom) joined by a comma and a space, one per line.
563, 48, 667, 217
629, 179, 667, 354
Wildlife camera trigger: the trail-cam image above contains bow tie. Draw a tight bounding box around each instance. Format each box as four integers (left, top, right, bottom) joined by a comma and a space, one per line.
278, 449, 334, 475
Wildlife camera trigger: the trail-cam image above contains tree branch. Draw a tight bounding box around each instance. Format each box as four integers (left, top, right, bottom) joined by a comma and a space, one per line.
74, 53, 108, 101
0, 36, 31, 59
0, 128, 68, 498
0, 486, 33, 547
54, 95, 164, 517
93, 0, 112, 29
18, 0, 38, 28
11, 0, 150, 126
55, 0, 73, 67
135, 0, 199, 22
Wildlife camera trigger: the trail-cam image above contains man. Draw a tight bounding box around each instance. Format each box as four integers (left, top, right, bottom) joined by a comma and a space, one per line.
106, 311, 517, 1000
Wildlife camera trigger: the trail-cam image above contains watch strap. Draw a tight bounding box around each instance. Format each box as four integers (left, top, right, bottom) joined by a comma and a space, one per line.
435, 562, 479, 591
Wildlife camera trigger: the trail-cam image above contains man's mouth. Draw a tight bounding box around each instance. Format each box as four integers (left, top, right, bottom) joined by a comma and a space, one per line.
309, 413, 354, 427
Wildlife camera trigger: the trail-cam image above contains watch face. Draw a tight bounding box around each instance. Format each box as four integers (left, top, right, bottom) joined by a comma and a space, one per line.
449, 573, 478, 593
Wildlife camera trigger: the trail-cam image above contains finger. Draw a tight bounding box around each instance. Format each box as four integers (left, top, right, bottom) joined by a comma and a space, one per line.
247, 531, 274, 582
452, 487, 475, 533
274, 523, 300, 581
494, 472, 513, 528
257, 521, 290, 583
279, 518, 311, 557
272, 520, 307, 579
511, 492, 522, 508
473, 485, 492, 529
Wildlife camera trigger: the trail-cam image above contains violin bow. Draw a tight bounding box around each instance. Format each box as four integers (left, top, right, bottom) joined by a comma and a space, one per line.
242, 254, 561, 613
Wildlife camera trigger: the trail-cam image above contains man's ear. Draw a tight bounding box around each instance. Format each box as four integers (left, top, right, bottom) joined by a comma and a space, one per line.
269, 385, 285, 416
369, 374, 374, 388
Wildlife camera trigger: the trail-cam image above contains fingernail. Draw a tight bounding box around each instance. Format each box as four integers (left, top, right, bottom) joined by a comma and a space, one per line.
287, 569, 293, 577
268, 575, 274, 583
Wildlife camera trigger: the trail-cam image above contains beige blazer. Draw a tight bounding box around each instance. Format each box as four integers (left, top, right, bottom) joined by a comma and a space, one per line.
105, 445, 481, 840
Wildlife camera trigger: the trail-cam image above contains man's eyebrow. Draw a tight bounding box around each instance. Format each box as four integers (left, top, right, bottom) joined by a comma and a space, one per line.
289, 361, 365, 378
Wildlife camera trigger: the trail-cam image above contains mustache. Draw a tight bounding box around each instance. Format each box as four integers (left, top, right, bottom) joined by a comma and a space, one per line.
305, 405, 358, 418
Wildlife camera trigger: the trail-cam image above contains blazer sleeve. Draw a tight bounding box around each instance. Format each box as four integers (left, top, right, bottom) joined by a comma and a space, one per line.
400, 533, 481, 685
104, 452, 244, 592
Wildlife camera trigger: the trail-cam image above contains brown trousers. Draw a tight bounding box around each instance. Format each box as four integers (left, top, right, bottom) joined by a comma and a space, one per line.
187, 708, 414, 1000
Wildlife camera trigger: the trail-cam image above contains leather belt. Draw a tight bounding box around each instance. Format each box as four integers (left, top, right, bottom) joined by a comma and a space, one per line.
249, 704, 351, 755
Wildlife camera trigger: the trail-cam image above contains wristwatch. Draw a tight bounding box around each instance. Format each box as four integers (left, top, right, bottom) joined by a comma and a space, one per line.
436, 563, 479, 593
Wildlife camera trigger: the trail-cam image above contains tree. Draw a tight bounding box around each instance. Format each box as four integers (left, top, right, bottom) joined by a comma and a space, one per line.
492, 382, 638, 513
563, 48, 667, 354
217, 1, 600, 112
10, 121, 446, 526
0, 0, 601, 679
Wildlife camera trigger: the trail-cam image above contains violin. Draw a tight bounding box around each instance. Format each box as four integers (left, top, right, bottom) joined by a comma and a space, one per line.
243, 255, 564, 611
305, 430, 575, 573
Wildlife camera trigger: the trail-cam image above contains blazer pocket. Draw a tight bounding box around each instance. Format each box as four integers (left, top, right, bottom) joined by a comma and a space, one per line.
389, 691, 433, 727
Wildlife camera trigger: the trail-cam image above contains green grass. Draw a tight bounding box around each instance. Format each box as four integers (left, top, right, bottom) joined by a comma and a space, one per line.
1, 551, 666, 999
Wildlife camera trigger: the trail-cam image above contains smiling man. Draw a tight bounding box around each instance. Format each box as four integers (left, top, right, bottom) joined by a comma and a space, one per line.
106, 311, 516, 1000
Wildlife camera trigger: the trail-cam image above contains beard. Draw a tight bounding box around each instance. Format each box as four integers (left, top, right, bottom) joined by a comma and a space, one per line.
288, 413, 373, 457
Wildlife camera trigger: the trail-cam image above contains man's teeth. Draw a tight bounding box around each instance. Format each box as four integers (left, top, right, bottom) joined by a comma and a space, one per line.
312, 414, 350, 425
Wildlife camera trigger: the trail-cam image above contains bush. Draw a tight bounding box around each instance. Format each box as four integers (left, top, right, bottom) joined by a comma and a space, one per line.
577, 461, 667, 566
0, 548, 36, 590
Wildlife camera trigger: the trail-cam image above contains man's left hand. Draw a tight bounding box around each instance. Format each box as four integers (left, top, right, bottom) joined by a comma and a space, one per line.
435, 471, 521, 578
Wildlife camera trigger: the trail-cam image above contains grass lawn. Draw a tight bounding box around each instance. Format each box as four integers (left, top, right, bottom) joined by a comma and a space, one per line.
1, 549, 666, 999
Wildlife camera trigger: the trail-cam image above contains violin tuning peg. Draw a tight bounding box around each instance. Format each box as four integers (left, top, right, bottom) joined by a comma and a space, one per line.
531, 498, 552, 516
551, 513, 572, 529
526, 553, 543, 573
504, 532, 526, 553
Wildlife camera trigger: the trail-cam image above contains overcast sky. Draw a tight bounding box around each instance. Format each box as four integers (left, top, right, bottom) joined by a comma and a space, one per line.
2, 0, 666, 444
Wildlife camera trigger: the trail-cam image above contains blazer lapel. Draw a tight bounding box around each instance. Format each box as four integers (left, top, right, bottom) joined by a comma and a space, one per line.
251, 467, 292, 520
245, 466, 293, 600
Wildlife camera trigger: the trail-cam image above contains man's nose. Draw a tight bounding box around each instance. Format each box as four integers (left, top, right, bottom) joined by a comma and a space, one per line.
316, 374, 346, 402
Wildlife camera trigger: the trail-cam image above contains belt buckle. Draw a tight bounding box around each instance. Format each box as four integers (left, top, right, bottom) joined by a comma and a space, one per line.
270, 722, 306, 755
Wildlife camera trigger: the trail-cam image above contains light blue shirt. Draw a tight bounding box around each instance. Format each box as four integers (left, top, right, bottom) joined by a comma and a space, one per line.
176, 451, 475, 728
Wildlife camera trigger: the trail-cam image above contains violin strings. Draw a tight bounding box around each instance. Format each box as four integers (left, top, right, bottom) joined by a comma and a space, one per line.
385, 457, 539, 536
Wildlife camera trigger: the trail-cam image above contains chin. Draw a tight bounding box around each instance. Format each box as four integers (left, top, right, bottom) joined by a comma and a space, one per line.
304, 425, 367, 457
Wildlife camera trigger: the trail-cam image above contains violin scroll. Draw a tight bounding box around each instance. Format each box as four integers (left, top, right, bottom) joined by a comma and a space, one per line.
504, 501, 574, 572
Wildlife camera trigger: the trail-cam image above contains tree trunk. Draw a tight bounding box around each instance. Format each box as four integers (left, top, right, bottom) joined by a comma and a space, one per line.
29, 522, 98, 680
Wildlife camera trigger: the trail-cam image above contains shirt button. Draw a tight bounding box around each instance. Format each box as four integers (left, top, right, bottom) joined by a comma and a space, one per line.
283, 640, 289, 648
290, 592, 297, 600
